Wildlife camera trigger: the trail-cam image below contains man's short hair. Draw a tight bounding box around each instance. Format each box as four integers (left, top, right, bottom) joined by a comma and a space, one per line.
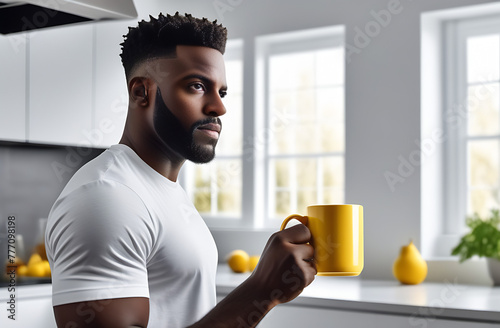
120, 12, 227, 79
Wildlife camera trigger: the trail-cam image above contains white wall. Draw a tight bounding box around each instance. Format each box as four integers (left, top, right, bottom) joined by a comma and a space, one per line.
124, 0, 500, 281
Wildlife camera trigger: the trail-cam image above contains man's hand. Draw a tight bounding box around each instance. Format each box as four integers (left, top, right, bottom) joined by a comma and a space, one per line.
191, 223, 316, 328
248, 223, 317, 306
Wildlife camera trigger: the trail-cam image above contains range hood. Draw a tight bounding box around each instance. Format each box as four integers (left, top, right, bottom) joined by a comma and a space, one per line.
0, 0, 137, 35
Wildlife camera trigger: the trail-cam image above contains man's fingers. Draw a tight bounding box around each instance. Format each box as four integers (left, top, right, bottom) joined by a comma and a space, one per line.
296, 243, 314, 262
297, 244, 317, 278
279, 223, 311, 244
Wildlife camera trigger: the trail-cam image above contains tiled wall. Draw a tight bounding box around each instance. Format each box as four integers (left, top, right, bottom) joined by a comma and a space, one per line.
0, 142, 103, 261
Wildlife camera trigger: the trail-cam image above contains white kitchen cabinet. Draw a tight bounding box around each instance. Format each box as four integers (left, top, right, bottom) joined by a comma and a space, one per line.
93, 20, 132, 147
28, 24, 93, 146
0, 33, 27, 142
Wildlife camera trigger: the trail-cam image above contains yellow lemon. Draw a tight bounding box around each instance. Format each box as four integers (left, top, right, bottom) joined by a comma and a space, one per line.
41, 260, 51, 277
17, 265, 28, 277
249, 255, 260, 271
28, 263, 46, 277
227, 250, 250, 273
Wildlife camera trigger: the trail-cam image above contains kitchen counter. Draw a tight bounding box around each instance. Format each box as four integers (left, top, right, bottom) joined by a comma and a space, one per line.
0, 283, 55, 327
216, 265, 500, 325
3, 267, 500, 327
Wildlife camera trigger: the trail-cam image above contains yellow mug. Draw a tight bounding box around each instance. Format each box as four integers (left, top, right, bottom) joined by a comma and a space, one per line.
280, 204, 363, 276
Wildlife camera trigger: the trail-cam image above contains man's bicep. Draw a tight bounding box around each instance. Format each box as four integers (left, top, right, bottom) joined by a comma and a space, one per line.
48, 181, 153, 307
53, 297, 149, 328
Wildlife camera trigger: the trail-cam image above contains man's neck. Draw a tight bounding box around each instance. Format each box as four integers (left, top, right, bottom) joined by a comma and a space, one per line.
119, 133, 185, 182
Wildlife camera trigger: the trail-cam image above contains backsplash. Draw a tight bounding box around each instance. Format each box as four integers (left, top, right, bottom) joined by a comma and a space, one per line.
0, 141, 104, 260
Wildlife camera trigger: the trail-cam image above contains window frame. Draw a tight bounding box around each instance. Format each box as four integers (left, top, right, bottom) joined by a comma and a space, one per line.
440, 15, 500, 255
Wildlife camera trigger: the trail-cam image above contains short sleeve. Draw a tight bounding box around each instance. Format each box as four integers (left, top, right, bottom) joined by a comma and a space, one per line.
46, 179, 155, 306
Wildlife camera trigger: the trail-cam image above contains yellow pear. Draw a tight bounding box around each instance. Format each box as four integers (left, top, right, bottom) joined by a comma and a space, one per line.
393, 240, 428, 285
27, 253, 43, 268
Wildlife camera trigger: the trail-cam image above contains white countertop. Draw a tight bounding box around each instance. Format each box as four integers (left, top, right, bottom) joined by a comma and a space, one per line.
0, 283, 52, 301
216, 265, 500, 324
6, 267, 500, 324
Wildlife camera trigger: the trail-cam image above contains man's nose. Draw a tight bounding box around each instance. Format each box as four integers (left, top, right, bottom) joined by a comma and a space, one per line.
204, 92, 227, 117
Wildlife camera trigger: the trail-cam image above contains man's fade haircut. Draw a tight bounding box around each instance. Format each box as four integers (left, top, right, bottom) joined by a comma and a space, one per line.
120, 12, 227, 79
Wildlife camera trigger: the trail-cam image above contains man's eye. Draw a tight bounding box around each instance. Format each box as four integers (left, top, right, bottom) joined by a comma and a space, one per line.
219, 90, 227, 98
190, 83, 205, 91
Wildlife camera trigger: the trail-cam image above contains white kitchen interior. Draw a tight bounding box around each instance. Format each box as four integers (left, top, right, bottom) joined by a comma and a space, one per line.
1, 0, 500, 327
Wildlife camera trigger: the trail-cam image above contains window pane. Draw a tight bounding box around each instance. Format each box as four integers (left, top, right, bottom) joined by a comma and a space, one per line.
215, 159, 242, 215
270, 52, 315, 90
295, 122, 319, 153
316, 48, 344, 87
298, 189, 317, 214
317, 87, 344, 125
225, 60, 243, 92
194, 165, 210, 188
295, 89, 316, 122
467, 34, 499, 83
194, 190, 211, 213
217, 190, 239, 214
467, 83, 499, 136
323, 188, 344, 204
275, 191, 291, 217
296, 159, 317, 188
269, 91, 294, 154
322, 156, 344, 188
270, 129, 291, 155
272, 159, 290, 188
468, 189, 499, 217
468, 140, 499, 187
268, 57, 344, 155
321, 123, 344, 152
269, 91, 293, 118
192, 164, 211, 213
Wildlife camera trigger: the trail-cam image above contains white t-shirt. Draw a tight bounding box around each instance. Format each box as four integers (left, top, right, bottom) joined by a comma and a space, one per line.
46, 144, 218, 328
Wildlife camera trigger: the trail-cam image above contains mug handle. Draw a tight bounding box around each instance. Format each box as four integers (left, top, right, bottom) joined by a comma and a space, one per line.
280, 214, 309, 231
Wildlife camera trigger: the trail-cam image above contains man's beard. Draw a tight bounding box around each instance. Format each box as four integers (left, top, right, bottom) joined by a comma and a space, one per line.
153, 87, 221, 164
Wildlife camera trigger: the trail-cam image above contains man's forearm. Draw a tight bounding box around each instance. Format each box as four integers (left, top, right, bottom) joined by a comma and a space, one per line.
188, 276, 278, 328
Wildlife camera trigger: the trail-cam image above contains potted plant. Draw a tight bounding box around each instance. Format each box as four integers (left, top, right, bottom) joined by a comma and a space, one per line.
451, 209, 500, 285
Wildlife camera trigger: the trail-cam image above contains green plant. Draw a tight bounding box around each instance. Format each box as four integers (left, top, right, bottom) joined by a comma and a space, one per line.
451, 209, 500, 262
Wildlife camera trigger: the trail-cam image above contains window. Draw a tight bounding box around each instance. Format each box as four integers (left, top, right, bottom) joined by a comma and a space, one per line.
421, 7, 500, 259
257, 28, 345, 223
445, 16, 500, 236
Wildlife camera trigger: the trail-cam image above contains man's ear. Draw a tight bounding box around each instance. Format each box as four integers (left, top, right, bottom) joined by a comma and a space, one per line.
129, 77, 153, 107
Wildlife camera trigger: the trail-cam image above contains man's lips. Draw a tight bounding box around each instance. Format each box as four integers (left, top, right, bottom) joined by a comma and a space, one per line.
196, 123, 221, 139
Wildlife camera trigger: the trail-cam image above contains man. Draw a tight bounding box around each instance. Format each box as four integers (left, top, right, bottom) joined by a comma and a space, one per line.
46, 12, 315, 328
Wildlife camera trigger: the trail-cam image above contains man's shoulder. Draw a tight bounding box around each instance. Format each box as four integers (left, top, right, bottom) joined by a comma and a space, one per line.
51, 178, 146, 218
60, 144, 147, 197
